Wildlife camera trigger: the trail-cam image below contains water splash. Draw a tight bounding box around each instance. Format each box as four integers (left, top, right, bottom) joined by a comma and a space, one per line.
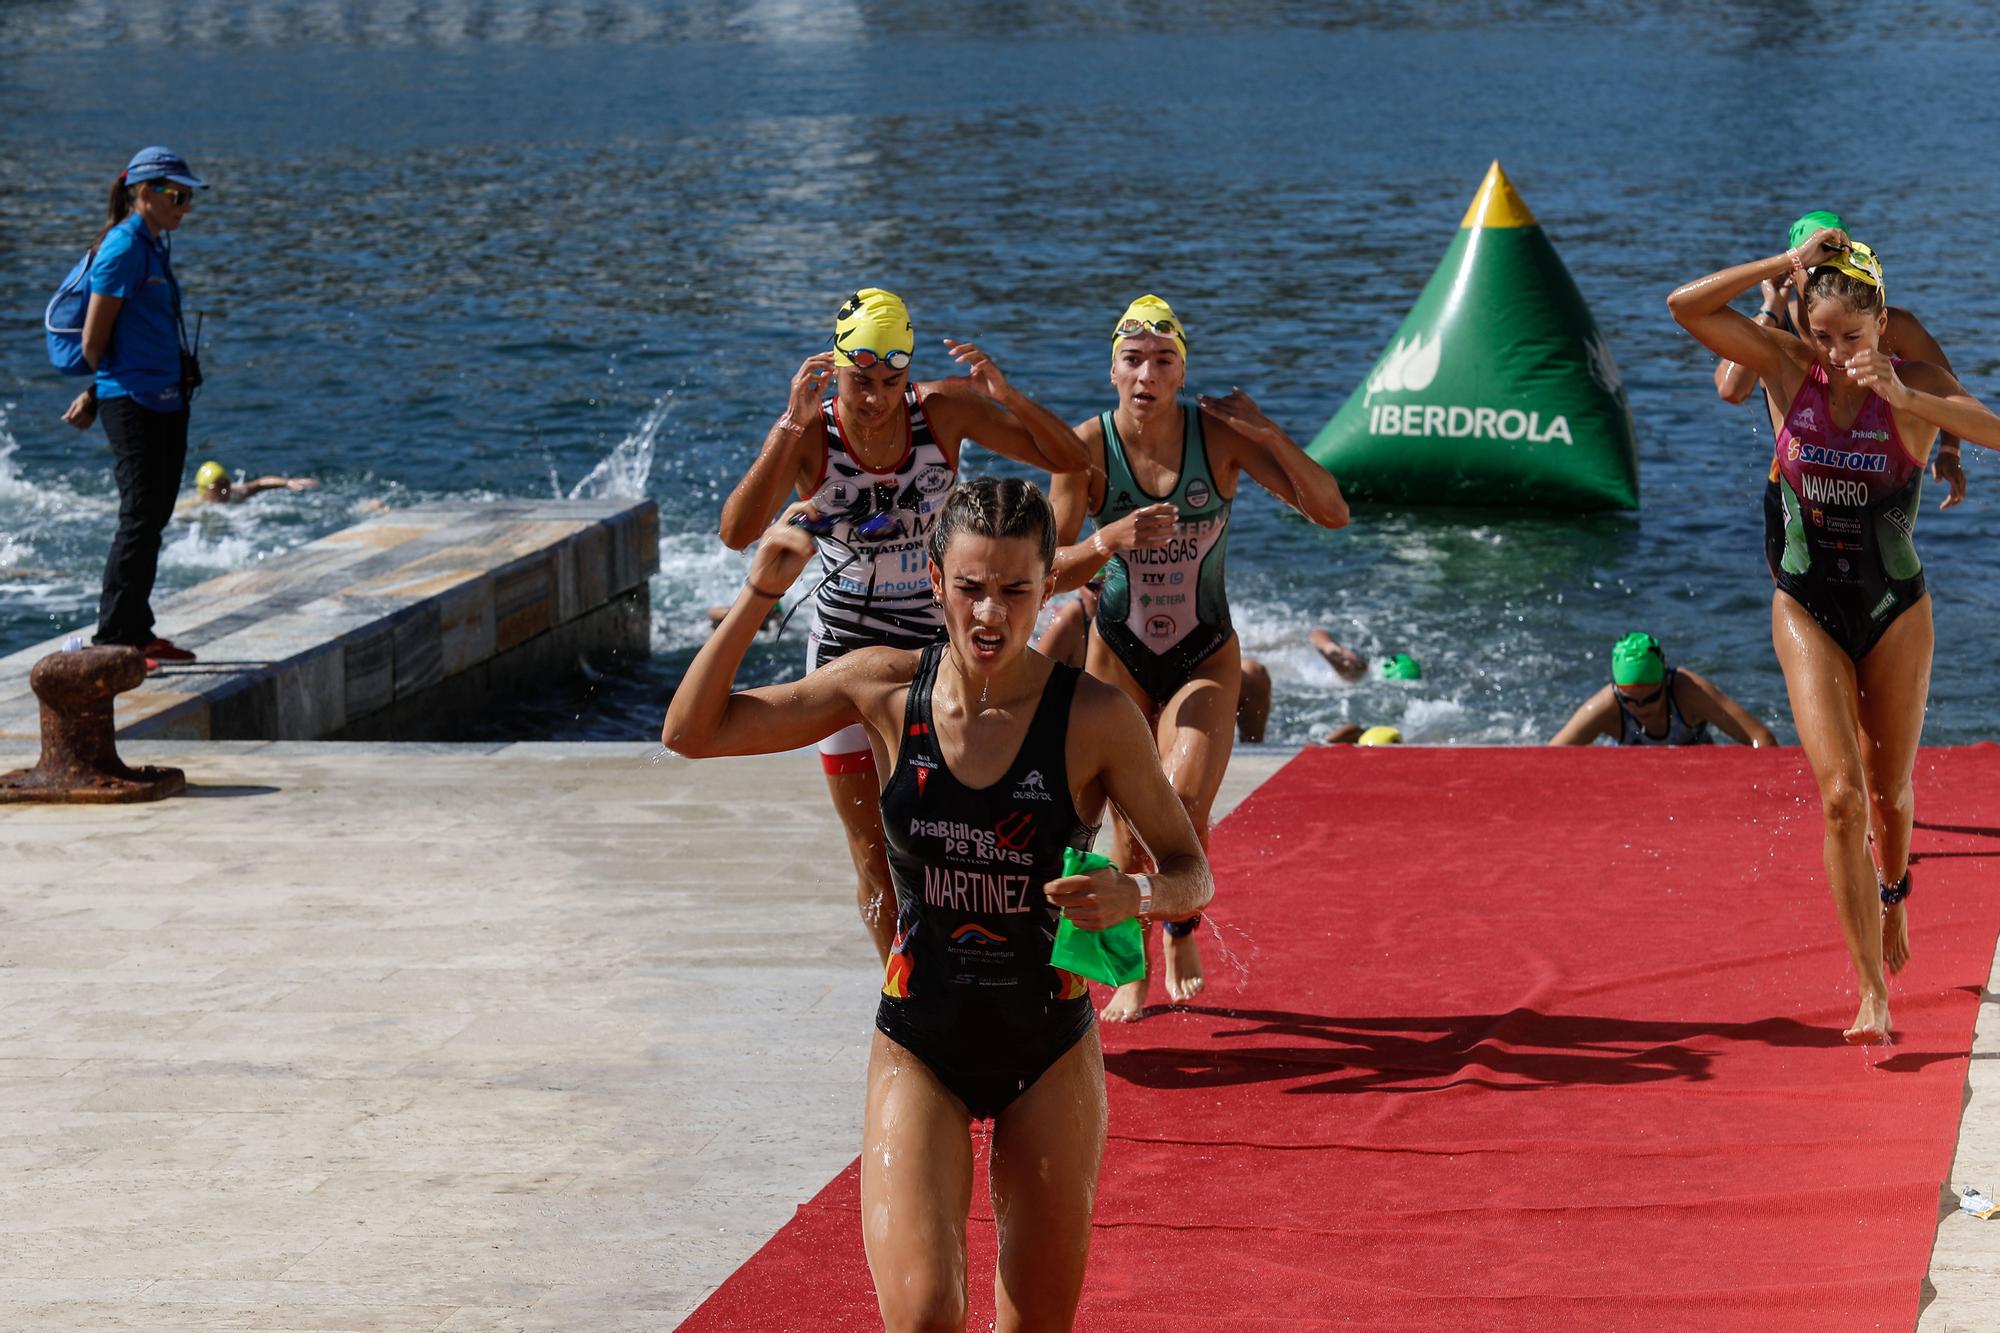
1202, 913, 1258, 991
563, 394, 669, 500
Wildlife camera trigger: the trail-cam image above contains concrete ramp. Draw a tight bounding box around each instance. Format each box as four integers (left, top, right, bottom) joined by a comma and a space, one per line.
0, 499, 657, 742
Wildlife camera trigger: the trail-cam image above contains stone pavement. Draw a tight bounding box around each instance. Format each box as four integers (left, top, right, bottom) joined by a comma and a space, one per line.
1, 740, 1993, 1330
0, 500, 656, 744
0, 741, 1287, 1331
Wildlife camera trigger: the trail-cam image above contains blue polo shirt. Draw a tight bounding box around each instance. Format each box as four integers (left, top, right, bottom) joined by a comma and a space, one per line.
90, 214, 185, 412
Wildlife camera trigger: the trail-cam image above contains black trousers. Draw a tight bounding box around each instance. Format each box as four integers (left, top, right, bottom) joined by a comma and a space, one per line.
94, 395, 190, 646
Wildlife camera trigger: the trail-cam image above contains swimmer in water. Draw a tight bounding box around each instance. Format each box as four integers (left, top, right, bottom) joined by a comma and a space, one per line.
1714, 211, 1967, 509
187, 459, 318, 505
1550, 632, 1778, 747
666, 478, 1211, 1330
718, 290, 1092, 964
1049, 295, 1350, 1021
1671, 227, 2000, 1043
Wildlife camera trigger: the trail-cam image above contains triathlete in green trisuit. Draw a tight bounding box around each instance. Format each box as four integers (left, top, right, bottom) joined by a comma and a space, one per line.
1049, 295, 1350, 1021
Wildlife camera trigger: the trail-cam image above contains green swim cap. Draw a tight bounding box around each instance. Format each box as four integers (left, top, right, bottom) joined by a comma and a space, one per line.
1611, 632, 1665, 686
1788, 210, 1847, 251
1378, 653, 1422, 681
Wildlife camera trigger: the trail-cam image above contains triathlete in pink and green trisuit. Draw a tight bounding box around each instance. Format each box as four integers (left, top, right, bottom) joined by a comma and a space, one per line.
1765, 354, 1927, 662
1672, 228, 2000, 1046
1048, 295, 1351, 1023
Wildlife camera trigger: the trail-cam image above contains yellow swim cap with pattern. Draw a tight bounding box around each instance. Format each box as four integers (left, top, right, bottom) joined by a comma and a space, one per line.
832, 288, 914, 369
1113, 295, 1187, 360
195, 460, 228, 494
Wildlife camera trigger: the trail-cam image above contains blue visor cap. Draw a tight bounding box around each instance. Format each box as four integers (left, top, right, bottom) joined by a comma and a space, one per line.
124, 146, 207, 189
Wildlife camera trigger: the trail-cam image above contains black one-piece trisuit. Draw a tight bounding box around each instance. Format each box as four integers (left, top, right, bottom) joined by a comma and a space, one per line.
876, 643, 1098, 1120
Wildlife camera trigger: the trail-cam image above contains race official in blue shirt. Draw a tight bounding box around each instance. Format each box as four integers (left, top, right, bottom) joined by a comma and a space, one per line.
61, 147, 208, 662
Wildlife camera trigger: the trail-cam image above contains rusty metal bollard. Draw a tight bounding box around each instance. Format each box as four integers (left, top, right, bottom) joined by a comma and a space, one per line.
0, 646, 184, 803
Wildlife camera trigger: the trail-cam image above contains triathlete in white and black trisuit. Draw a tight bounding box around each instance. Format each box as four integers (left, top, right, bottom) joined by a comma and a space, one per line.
802, 385, 955, 764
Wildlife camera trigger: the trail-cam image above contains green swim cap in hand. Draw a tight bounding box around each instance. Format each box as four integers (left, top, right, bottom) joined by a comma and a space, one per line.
1379, 653, 1422, 681
1611, 632, 1665, 685
1050, 847, 1146, 988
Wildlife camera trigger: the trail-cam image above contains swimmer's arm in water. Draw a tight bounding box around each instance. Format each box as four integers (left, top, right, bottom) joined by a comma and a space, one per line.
1046, 676, 1213, 929
1853, 356, 2000, 457
228, 476, 319, 502
664, 504, 873, 758
719, 353, 834, 550
1198, 388, 1350, 529
1049, 502, 1176, 594
926, 341, 1092, 475
1548, 686, 1620, 746
1673, 669, 1778, 748
1884, 309, 1968, 508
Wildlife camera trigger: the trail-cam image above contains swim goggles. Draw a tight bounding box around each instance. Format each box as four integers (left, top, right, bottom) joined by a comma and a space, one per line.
1115, 317, 1180, 340
1617, 683, 1665, 708
1834, 242, 1884, 289
838, 346, 912, 371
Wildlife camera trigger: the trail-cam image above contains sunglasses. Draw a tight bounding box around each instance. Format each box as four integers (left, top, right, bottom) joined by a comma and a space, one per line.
1083, 577, 1105, 595
1618, 684, 1665, 707
1116, 317, 1180, 340
150, 184, 194, 206
840, 347, 911, 371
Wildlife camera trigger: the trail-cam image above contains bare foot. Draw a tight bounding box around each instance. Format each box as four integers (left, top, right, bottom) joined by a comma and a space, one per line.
1163, 931, 1206, 1004
1844, 991, 1892, 1045
1882, 901, 1910, 976
1100, 978, 1148, 1023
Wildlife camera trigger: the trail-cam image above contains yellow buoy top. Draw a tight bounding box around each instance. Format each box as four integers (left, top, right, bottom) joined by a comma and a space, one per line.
1459, 160, 1537, 230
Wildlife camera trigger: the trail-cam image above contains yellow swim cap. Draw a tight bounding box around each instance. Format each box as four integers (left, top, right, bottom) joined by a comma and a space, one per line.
195, 460, 228, 494
1113, 295, 1187, 360
1357, 726, 1404, 746
1818, 240, 1885, 298
832, 288, 914, 369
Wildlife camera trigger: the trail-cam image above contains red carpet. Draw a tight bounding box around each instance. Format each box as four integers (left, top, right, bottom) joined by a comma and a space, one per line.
680, 746, 2000, 1330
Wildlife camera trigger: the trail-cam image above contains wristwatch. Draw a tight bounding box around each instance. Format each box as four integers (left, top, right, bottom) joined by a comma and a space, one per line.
1134, 873, 1153, 920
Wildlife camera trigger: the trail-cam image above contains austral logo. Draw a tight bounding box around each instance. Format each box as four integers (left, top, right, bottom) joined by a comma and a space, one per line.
1364, 332, 1572, 446
1013, 769, 1053, 802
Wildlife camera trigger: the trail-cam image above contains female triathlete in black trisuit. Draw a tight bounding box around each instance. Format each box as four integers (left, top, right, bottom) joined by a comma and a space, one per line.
667, 478, 1211, 1330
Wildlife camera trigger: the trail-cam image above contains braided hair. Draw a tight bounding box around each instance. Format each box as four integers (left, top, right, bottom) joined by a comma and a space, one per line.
926, 476, 1057, 572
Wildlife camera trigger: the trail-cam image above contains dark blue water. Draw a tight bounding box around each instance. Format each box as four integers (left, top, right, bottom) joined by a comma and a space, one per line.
6, 2, 2000, 743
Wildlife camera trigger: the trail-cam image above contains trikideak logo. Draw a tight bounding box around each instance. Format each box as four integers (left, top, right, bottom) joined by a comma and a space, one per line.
1366, 332, 1442, 401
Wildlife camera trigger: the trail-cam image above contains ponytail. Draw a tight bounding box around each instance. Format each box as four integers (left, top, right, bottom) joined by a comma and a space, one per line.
97, 171, 135, 246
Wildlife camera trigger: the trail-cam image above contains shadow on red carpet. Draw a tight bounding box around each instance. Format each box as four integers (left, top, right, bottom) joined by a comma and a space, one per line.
678, 745, 2000, 1330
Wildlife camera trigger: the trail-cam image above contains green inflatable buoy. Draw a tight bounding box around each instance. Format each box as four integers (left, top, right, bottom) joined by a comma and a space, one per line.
1308, 161, 1640, 511
1049, 847, 1146, 988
